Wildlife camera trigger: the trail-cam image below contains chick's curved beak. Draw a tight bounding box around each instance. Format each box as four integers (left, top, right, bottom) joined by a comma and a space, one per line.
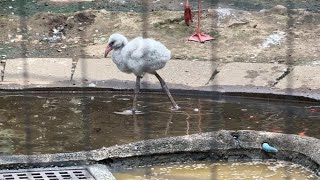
104, 45, 113, 58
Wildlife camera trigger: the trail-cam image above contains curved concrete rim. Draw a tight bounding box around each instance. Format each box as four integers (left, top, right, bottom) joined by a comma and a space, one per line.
0, 130, 319, 177
0, 87, 318, 103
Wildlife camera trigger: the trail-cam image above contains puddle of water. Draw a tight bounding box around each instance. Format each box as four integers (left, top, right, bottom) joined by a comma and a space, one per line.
0, 92, 318, 155
113, 160, 318, 180
114, 110, 145, 115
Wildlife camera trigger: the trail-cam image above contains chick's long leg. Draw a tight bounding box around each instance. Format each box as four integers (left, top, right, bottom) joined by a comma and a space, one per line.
154, 72, 179, 110
132, 76, 141, 112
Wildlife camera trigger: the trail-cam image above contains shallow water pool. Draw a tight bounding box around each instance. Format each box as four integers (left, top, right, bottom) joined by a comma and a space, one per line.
113, 160, 318, 180
0, 92, 318, 155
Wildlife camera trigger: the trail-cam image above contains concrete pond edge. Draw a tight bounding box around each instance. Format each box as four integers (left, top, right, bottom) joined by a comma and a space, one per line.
0, 84, 319, 103
0, 59, 319, 102
0, 130, 319, 178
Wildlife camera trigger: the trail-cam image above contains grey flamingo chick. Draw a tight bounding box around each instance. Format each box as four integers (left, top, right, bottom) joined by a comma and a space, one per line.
104, 33, 179, 112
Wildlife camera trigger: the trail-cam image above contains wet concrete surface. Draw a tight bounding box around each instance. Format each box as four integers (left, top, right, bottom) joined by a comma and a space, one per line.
0, 130, 318, 177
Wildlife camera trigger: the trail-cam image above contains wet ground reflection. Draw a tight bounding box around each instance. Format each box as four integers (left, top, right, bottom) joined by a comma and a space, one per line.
0, 92, 318, 155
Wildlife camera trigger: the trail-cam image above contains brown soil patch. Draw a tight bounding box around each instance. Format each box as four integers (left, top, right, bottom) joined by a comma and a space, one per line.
0, 7, 319, 65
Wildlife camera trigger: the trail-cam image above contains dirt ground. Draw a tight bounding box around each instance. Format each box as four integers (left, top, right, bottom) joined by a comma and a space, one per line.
0, 0, 319, 65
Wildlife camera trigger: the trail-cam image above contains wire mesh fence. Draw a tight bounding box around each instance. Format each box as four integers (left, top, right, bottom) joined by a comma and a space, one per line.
0, 0, 318, 178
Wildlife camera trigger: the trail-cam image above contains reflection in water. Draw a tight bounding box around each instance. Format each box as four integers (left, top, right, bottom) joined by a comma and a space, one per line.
113, 161, 318, 180
0, 92, 318, 155
114, 110, 145, 115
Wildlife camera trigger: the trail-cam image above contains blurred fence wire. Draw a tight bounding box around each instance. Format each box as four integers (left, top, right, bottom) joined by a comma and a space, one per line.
12, 0, 299, 177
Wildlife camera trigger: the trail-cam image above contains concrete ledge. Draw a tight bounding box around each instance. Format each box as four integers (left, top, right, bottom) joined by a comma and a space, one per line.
275, 66, 320, 90
2, 58, 72, 86
87, 164, 116, 180
0, 130, 318, 176
209, 62, 288, 87
72, 59, 215, 88
0, 58, 319, 101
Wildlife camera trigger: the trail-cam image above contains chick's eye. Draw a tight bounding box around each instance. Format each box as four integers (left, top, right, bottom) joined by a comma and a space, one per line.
109, 41, 115, 46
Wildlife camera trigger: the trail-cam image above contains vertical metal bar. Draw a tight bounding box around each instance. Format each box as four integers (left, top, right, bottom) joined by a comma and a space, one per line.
54, 171, 67, 180
67, 171, 79, 179
140, 0, 152, 178
68, 2, 92, 160
141, 0, 149, 38
284, 0, 295, 135
209, 0, 220, 179
18, 0, 32, 169
76, 2, 92, 158
197, 0, 201, 34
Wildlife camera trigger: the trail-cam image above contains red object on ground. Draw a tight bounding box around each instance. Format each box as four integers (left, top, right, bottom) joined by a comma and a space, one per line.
188, 0, 214, 43
184, 0, 193, 26
298, 132, 306, 136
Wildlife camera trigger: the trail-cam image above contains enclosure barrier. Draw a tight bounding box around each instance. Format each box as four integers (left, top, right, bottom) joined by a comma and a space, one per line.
0, 130, 318, 179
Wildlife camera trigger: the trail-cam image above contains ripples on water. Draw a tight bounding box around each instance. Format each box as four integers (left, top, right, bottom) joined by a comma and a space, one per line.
0, 92, 318, 154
